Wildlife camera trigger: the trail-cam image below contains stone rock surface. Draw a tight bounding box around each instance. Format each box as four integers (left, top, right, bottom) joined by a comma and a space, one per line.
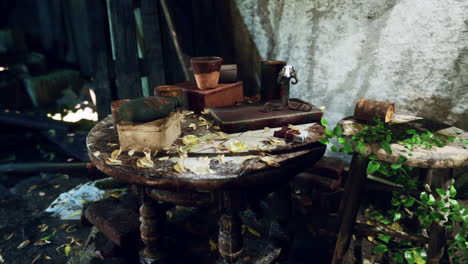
233, 0, 468, 130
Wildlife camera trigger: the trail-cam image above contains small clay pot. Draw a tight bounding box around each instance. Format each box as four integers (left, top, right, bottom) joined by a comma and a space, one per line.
191, 56, 223, 89
111, 99, 130, 134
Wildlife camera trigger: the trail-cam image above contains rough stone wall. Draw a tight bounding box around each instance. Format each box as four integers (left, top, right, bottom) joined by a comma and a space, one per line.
232, 0, 468, 130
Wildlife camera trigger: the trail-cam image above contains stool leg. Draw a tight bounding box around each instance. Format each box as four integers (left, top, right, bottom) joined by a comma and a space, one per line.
218, 191, 243, 264
425, 168, 452, 264
139, 189, 166, 264
332, 154, 369, 264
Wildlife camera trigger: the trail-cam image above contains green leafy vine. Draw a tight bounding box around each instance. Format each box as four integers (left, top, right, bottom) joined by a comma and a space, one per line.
319, 117, 468, 264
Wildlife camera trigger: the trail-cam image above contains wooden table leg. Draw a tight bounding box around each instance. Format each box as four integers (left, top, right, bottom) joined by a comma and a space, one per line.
425, 168, 452, 264
218, 191, 243, 264
139, 188, 166, 264
332, 154, 369, 264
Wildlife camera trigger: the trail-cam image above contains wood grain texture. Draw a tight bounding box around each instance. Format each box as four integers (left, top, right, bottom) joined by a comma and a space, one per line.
141, 0, 166, 89
108, 0, 142, 99
339, 115, 468, 168
87, 114, 325, 191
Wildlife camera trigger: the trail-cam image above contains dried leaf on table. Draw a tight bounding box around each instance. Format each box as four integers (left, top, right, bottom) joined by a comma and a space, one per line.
182, 110, 194, 116
17, 240, 30, 249
213, 126, 221, 130
217, 154, 225, 164
188, 123, 197, 130
92, 151, 100, 157
174, 162, 186, 173
137, 156, 154, 168
127, 149, 135, 156
288, 124, 301, 131
34, 240, 51, 246
105, 158, 122, 165
158, 156, 169, 161
106, 143, 118, 147
227, 140, 248, 152
201, 109, 210, 115
43, 255, 52, 260
269, 138, 286, 146
260, 156, 280, 167
65, 225, 77, 233
263, 127, 270, 133
182, 135, 199, 145
319, 105, 326, 111
38, 192, 45, 196
110, 148, 122, 159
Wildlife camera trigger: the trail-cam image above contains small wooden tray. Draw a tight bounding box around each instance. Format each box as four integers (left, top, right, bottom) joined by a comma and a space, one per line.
208, 101, 323, 133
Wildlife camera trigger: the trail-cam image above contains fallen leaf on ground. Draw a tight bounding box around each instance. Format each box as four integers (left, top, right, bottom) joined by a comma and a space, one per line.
37, 224, 48, 232
67, 211, 82, 218
34, 240, 51, 246
52, 184, 60, 189
17, 240, 30, 249
26, 185, 38, 193
245, 226, 261, 237
31, 254, 41, 264
4, 233, 13, 240
65, 225, 76, 233
43, 255, 51, 260
213, 126, 221, 130
209, 239, 217, 251
38, 192, 45, 196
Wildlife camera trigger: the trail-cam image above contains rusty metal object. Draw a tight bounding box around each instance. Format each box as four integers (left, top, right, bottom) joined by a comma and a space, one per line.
261, 60, 286, 101
111, 99, 130, 134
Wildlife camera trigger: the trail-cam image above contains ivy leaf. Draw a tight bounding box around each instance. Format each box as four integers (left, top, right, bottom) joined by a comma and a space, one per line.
320, 117, 328, 127
426, 194, 435, 206
394, 252, 404, 263
449, 185, 457, 198
420, 192, 429, 203
367, 161, 380, 175
372, 244, 388, 254
391, 163, 402, 169
318, 138, 329, 145
377, 235, 391, 243
403, 198, 415, 207
430, 211, 443, 222
333, 125, 342, 136
404, 251, 415, 264
435, 188, 446, 197
393, 212, 402, 222
355, 140, 366, 152
380, 141, 392, 154
406, 129, 416, 135
325, 128, 333, 138
368, 153, 377, 160
330, 145, 338, 152
64, 245, 71, 256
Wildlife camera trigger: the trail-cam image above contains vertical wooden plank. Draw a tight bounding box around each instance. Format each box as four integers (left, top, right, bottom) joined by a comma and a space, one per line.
87, 0, 113, 119
140, 0, 166, 90
108, 0, 142, 99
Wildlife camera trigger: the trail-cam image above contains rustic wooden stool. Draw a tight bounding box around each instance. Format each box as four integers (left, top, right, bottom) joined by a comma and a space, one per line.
331, 115, 468, 264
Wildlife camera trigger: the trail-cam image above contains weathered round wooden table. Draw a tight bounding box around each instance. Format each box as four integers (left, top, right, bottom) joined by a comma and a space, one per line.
332, 115, 468, 264
87, 112, 326, 263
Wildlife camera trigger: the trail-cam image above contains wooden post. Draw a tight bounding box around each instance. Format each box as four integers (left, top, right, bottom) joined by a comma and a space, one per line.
425, 168, 452, 264
108, 0, 143, 99
139, 188, 166, 264
332, 153, 369, 264
86, 0, 113, 119
218, 191, 243, 264
140, 0, 166, 90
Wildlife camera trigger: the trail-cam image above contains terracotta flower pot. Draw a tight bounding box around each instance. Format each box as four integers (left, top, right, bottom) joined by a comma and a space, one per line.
191, 56, 223, 89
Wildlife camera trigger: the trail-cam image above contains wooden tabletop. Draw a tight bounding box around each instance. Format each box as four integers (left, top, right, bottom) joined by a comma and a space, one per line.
87, 111, 326, 191
339, 115, 468, 168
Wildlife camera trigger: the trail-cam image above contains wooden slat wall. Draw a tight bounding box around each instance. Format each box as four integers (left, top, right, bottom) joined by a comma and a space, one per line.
141, 0, 166, 91
107, 0, 142, 100
87, 0, 113, 119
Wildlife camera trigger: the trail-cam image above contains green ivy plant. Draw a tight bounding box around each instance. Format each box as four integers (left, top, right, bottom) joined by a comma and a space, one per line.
319, 117, 468, 264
